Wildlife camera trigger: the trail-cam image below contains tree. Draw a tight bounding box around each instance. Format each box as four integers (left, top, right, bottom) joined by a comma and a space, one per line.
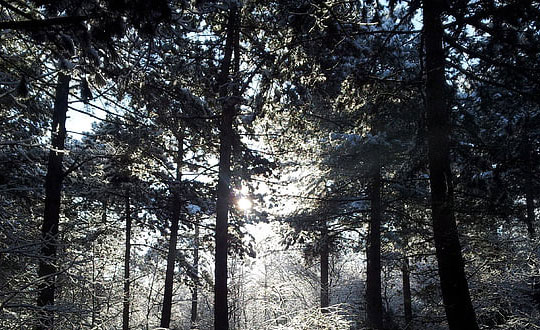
36, 71, 71, 330
123, 184, 132, 330
159, 130, 184, 328
214, 4, 241, 330
366, 160, 383, 329
261, 3, 424, 328
422, 1, 479, 329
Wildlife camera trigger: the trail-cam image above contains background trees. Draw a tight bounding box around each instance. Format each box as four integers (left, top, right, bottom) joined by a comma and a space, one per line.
1, 1, 539, 329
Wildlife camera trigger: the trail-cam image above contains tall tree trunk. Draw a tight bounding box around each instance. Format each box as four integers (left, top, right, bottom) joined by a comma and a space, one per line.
36, 72, 70, 330
122, 189, 131, 330
145, 258, 160, 330
524, 136, 535, 238
160, 133, 185, 328
402, 257, 413, 329
423, 1, 479, 329
92, 200, 108, 328
526, 190, 536, 238
215, 5, 240, 330
320, 220, 329, 311
91, 241, 96, 328
366, 166, 383, 329
191, 221, 200, 328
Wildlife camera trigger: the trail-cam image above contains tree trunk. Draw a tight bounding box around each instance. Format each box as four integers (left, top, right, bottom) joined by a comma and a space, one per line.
91, 241, 97, 328
145, 258, 160, 330
36, 72, 70, 330
122, 189, 131, 330
320, 220, 329, 311
366, 166, 383, 329
160, 133, 185, 328
402, 257, 413, 329
215, 5, 240, 330
423, 1, 479, 329
92, 200, 107, 328
191, 222, 200, 328
526, 190, 536, 238
524, 136, 535, 238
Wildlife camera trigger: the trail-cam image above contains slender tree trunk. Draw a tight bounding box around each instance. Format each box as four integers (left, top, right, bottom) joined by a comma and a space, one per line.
526, 190, 536, 238
91, 241, 96, 328
402, 257, 413, 329
122, 190, 131, 330
36, 72, 70, 330
92, 200, 107, 328
524, 137, 536, 238
423, 2, 479, 329
263, 262, 268, 322
215, 5, 240, 330
320, 220, 329, 311
160, 133, 185, 328
159, 195, 180, 328
145, 258, 160, 330
191, 222, 200, 328
366, 165, 383, 329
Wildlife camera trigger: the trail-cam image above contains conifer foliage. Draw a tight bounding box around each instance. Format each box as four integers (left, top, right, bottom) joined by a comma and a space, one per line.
0, 1, 539, 329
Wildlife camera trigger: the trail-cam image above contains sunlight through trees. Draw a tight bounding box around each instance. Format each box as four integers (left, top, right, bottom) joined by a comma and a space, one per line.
1, 1, 539, 329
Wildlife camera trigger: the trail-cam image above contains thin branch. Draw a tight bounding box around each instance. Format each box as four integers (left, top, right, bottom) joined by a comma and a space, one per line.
0, 15, 88, 30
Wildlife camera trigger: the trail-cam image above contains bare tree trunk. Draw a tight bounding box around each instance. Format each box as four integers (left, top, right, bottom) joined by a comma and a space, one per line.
263, 262, 269, 322
160, 133, 184, 328
526, 190, 536, 238
215, 5, 240, 330
36, 72, 70, 330
402, 257, 413, 329
366, 165, 383, 329
423, 1, 479, 329
191, 222, 200, 328
524, 136, 536, 238
145, 258, 159, 330
122, 190, 131, 330
91, 241, 97, 328
320, 220, 329, 311
92, 200, 107, 328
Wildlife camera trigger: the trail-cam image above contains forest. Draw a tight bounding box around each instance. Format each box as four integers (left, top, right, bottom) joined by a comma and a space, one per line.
1, 0, 539, 329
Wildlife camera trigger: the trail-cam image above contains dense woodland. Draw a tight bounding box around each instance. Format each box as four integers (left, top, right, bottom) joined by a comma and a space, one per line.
1, 0, 539, 329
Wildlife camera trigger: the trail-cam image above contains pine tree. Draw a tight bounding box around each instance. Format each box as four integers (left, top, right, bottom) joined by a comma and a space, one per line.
422, 1, 479, 328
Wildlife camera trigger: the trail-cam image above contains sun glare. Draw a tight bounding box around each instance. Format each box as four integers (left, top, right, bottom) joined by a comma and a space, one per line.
237, 197, 253, 211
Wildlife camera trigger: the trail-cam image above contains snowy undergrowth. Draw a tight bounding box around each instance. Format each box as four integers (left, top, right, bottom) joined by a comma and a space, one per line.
264, 304, 353, 330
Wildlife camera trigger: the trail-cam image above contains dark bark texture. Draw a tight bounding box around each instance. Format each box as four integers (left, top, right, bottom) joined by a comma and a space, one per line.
214, 5, 240, 330
36, 72, 70, 330
320, 220, 329, 311
122, 190, 131, 330
526, 190, 536, 238
524, 137, 536, 238
423, 1, 479, 329
366, 166, 383, 329
402, 257, 413, 329
191, 222, 200, 328
160, 134, 184, 328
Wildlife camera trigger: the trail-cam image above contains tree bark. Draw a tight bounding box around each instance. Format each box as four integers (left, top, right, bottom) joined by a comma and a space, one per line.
160, 133, 185, 328
423, 1, 479, 329
320, 220, 329, 311
191, 222, 200, 328
402, 257, 413, 329
92, 200, 107, 327
122, 189, 131, 330
524, 136, 535, 238
526, 190, 536, 238
36, 72, 70, 330
214, 5, 240, 330
366, 165, 383, 329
